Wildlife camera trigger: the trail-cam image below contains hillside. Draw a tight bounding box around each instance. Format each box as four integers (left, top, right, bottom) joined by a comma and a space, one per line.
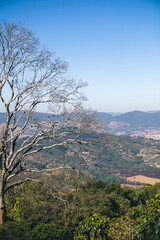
1, 111, 160, 183
1, 110, 160, 139
19, 133, 160, 183
96, 110, 160, 139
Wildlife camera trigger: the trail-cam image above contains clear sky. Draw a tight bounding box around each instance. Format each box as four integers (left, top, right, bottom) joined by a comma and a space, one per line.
0, 0, 160, 113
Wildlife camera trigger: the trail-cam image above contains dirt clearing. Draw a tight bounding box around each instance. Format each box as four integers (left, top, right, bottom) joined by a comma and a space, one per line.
127, 175, 160, 185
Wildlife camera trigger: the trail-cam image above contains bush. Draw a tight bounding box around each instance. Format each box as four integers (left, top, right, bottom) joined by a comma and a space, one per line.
74, 213, 109, 240
5, 222, 74, 240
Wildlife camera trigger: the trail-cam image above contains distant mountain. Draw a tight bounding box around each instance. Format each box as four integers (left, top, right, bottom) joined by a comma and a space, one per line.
96, 110, 160, 139
96, 112, 114, 123
0, 111, 55, 126
117, 111, 160, 128
0, 112, 7, 124
1, 110, 160, 139
107, 112, 122, 116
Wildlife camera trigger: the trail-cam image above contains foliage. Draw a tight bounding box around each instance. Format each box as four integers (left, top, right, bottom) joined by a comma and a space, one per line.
4, 179, 160, 239
108, 195, 160, 240
74, 213, 109, 240
6, 181, 65, 224
134, 196, 160, 240
4, 222, 73, 240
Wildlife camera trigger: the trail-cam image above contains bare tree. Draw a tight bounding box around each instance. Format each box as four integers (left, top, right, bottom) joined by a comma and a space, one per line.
0, 22, 101, 224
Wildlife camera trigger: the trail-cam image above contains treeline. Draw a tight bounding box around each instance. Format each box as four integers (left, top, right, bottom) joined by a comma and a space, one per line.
1, 180, 160, 239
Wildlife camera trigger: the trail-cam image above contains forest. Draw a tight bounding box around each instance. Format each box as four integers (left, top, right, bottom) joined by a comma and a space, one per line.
1, 174, 160, 240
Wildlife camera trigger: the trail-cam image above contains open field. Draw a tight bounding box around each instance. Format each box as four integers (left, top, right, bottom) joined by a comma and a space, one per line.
127, 175, 160, 185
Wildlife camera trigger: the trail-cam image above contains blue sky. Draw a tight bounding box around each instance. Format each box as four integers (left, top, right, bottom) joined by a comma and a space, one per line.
0, 0, 160, 113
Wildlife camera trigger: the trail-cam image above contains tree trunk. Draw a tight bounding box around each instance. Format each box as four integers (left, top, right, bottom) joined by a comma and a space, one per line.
0, 191, 4, 224
0, 173, 5, 224
0, 206, 4, 225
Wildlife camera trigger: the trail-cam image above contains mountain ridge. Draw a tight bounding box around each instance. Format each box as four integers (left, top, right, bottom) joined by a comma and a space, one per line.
1, 110, 160, 139
96, 110, 160, 138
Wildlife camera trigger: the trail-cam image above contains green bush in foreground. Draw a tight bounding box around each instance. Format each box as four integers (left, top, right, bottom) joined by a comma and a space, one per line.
3, 222, 73, 240
74, 213, 110, 240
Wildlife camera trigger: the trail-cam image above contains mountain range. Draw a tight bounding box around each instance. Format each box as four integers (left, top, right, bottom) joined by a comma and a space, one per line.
1, 110, 160, 183
0, 110, 160, 139
96, 110, 160, 139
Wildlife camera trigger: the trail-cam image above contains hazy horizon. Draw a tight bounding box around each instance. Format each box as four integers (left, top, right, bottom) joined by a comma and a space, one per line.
0, 109, 160, 115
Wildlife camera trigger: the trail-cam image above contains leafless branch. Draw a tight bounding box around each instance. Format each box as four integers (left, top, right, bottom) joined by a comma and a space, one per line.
0, 22, 105, 224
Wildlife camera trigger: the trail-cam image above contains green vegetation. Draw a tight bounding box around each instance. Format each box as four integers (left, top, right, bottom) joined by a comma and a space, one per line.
2, 179, 160, 239
74, 214, 109, 240
23, 134, 160, 181
4, 131, 160, 239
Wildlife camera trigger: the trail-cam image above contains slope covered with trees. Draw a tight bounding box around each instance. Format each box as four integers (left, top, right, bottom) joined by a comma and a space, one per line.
1, 177, 160, 239
19, 133, 160, 183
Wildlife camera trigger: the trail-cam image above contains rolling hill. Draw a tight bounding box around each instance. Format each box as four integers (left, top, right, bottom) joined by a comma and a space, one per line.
96, 110, 160, 139
20, 133, 160, 183
1, 110, 160, 139
1, 110, 160, 184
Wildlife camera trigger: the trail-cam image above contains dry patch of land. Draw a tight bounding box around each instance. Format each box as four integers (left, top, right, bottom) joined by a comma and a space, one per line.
121, 184, 143, 188
127, 175, 160, 185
